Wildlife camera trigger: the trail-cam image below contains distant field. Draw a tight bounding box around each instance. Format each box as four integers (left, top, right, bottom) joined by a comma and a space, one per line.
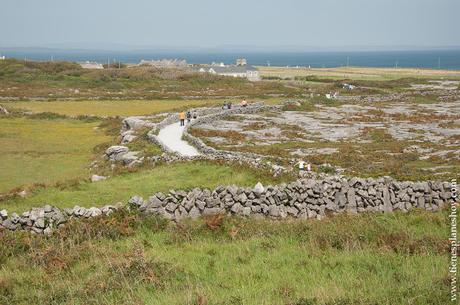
258, 66, 460, 81
1, 162, 283, 213
0, 117, 111, 193
0, 100, 222, 118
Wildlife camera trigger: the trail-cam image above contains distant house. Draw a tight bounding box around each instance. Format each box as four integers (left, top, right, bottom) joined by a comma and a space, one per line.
79, 61, 104, 69
236, 58, 247, 66
193, 59, 260, 81
0, 55, 5, 60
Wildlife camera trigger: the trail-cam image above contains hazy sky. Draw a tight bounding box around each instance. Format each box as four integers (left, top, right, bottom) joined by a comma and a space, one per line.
1, 0, 459, 50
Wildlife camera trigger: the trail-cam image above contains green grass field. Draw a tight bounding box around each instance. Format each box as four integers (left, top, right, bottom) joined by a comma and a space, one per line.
0, 162, 284, 213
0, 209, 449, 305
258, 66, 460, 81
0, 99, 221, 118
0, 117, 111, 194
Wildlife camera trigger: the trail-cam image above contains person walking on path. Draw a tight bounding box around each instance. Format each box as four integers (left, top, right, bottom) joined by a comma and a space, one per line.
192, 111, 197, 119
179, 111, 186, 126
186, 111, 192, 124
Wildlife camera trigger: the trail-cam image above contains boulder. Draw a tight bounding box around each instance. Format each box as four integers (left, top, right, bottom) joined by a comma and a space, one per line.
0, 106, 9, 115
105, 145, 129, 158
128, 196, 144, 207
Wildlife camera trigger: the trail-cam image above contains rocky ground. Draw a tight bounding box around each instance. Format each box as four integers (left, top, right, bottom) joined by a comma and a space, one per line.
189, 89, 460, 180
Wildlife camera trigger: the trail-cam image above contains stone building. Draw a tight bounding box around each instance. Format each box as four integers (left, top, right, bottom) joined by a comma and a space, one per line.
193, 59, 261, 81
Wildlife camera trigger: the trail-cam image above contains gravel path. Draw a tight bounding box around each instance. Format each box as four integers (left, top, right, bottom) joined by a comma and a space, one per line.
157, 122, 200, 157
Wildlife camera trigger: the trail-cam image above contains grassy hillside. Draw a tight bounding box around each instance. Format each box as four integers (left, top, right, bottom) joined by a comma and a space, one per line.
0, 209, 449, 305
0, 59, 298, 99
0, 99, 219, 118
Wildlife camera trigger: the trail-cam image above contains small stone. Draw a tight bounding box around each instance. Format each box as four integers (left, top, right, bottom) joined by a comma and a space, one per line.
128, 196, 144, 207
189, 207, 201, 219
87, 207, 102, 217
44, 227, 53, 236
91, 175, 107, 182
268, 205, 280, 217
203, 207, 222, 216
253, 182, 265, 194
35, 218, 46, 228
165, 202, 178, 213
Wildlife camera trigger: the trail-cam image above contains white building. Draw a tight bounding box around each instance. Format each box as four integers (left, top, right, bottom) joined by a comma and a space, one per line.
193, 59, 261, 81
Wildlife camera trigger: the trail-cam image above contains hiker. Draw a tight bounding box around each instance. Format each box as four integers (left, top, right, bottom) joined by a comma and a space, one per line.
295, 159, 305, 172
241, 99, 248, 107
222, 102, 227, 110
186, 111, 192, 123
179, 111, 185, 126
227, 102, 232, 109
192, 111, 197, 119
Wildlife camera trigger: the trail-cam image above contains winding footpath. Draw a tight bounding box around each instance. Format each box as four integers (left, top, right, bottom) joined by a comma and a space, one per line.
157, 122, 200, 157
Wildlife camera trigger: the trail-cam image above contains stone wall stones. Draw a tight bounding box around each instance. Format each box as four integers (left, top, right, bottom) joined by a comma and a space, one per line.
1, 177, 453, 234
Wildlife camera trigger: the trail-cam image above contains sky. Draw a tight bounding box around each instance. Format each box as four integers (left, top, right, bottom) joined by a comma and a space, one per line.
1, 0, 459, 50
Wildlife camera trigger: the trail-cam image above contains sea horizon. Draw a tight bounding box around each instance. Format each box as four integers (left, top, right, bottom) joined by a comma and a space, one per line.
1, 48, 460, 70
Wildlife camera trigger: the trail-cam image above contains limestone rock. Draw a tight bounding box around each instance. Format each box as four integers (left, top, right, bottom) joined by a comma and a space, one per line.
91, 175, 107, 182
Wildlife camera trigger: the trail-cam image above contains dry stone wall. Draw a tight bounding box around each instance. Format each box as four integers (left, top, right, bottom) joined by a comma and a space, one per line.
1, 177, 454, 234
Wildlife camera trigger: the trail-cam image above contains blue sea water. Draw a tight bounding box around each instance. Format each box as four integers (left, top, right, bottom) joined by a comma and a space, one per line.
2, 49, 460, 70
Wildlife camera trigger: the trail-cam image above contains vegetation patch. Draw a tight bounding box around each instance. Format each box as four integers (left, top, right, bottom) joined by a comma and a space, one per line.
1, 161, 284, 213
0, 117, 112, 194
0, 209, 449, 304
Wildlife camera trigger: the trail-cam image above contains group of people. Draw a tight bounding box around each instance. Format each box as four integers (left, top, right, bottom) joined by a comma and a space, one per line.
222, 99, 248, 110
179, 110, 197, 126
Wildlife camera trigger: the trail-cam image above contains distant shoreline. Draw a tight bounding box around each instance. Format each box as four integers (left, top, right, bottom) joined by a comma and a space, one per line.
2, 49, 460, 70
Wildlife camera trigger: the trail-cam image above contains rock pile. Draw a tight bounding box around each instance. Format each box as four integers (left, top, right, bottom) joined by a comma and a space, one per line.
120, 116, 156, 144
0, 204, 121, 235
105, 145, 143, 167
0, 106, 9, 115
1, 177, 453, 234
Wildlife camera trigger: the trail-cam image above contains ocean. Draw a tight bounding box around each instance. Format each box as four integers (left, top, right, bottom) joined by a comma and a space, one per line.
2, 49, 460, 70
